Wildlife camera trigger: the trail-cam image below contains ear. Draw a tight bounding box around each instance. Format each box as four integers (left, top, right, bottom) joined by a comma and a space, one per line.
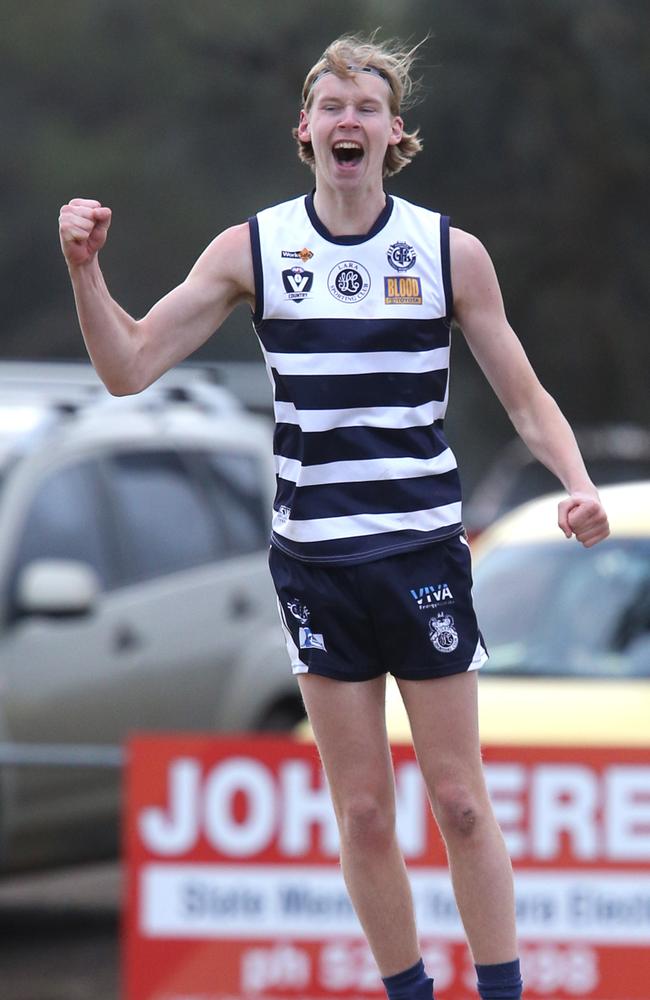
297, 109, 311, 142
388, 115, 404, 146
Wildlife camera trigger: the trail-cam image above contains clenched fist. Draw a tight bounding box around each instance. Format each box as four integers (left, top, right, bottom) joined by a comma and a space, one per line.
59, 198, 112, 268
558, 492, 610, 548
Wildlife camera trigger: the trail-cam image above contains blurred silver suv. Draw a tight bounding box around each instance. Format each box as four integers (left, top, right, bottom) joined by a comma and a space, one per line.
0, 361, 303, 872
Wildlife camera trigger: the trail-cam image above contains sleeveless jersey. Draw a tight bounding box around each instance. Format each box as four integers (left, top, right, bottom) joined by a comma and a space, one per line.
249, 192, 463, 565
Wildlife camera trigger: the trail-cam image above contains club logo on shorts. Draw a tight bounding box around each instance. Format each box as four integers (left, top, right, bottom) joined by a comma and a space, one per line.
429, 612, 459, 654
287, 598, 327, 651
282, 266, 314, 302
299, 627, 327, 651
387, 241, 417, 272
328, 261, 370, 303
287, 598, 310, 625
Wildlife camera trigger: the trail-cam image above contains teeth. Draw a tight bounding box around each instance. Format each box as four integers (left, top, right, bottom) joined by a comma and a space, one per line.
333, 141, 362, 149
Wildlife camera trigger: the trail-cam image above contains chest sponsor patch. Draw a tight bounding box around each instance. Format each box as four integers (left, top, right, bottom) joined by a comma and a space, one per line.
384, 275, 423, 305
281, 248, 314, 262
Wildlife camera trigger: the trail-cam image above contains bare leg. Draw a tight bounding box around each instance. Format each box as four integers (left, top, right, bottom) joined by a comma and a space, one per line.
298, 673, 421, 977
397, 671, 518, 965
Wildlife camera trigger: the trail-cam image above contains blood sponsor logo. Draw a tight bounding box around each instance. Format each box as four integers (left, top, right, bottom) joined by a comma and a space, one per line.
384, 275, 423, 305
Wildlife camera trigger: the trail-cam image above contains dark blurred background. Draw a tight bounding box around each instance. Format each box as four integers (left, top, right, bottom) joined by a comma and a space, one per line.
1, 0, 648, 492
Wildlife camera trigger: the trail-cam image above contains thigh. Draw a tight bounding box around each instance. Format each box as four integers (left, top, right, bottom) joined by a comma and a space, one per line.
298, 673, 395, 814
396, 671, 488, 798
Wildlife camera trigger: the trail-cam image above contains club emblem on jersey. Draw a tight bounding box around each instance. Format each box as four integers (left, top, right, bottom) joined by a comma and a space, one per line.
287, 598, 310, 626
387, 241, 417, 272
282, 266, 314, 301
328, 261, 371, 303
429, 612, 459, 654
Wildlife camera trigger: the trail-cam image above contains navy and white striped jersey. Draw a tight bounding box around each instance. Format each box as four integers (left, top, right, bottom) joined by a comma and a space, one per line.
249, 192, 463, 565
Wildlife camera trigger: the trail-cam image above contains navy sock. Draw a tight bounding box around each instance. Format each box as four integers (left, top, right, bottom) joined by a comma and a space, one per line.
475, 959, 523, 1000
382, 958, 434, 1000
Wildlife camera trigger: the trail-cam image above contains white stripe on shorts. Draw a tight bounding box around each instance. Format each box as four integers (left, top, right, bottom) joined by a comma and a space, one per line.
468, 636, 488, 671
276, 598, 308, 674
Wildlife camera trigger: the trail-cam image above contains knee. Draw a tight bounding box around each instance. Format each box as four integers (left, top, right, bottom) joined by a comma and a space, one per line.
431, 778, 485, 842
338, 792, 395, 853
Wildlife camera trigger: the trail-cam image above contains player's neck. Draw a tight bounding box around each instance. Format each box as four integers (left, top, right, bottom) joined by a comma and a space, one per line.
312, 184, 387, 238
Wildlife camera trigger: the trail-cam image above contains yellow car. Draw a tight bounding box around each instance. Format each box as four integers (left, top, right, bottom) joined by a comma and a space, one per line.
384, 480, 650, 746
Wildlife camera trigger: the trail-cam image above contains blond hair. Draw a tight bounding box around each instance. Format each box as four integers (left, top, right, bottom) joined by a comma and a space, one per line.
293, 33, 425, 178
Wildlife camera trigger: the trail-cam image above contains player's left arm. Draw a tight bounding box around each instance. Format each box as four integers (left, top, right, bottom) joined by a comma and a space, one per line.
450, 226, 610, 547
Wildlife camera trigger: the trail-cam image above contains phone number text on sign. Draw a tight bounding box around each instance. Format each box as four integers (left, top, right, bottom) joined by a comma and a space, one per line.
241, 940, 601, 996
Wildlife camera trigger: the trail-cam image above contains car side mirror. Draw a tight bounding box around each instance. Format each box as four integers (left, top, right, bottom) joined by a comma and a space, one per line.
15, 559, 100, 617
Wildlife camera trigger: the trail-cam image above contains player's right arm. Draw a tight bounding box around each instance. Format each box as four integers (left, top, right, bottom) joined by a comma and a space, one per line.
58, 198, 255, 395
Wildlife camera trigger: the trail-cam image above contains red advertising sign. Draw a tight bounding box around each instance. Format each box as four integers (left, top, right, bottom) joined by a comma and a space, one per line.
123, 736, 650, 1000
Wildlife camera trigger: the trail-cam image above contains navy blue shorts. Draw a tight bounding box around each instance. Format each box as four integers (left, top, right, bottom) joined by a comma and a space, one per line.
269, 534, 488, 682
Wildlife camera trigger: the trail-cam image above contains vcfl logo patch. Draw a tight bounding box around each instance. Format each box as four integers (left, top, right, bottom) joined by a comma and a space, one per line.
282, 266, 313, 302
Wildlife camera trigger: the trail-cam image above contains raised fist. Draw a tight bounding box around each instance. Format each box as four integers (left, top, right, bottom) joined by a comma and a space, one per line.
59, 198, 112, 268
558, 492, 610, 548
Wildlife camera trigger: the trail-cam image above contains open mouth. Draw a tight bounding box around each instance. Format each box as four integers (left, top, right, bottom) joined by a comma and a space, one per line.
332, 141, 364, 166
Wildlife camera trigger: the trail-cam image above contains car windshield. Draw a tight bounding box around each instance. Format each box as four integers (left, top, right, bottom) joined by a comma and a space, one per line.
473, 538, 650, 678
